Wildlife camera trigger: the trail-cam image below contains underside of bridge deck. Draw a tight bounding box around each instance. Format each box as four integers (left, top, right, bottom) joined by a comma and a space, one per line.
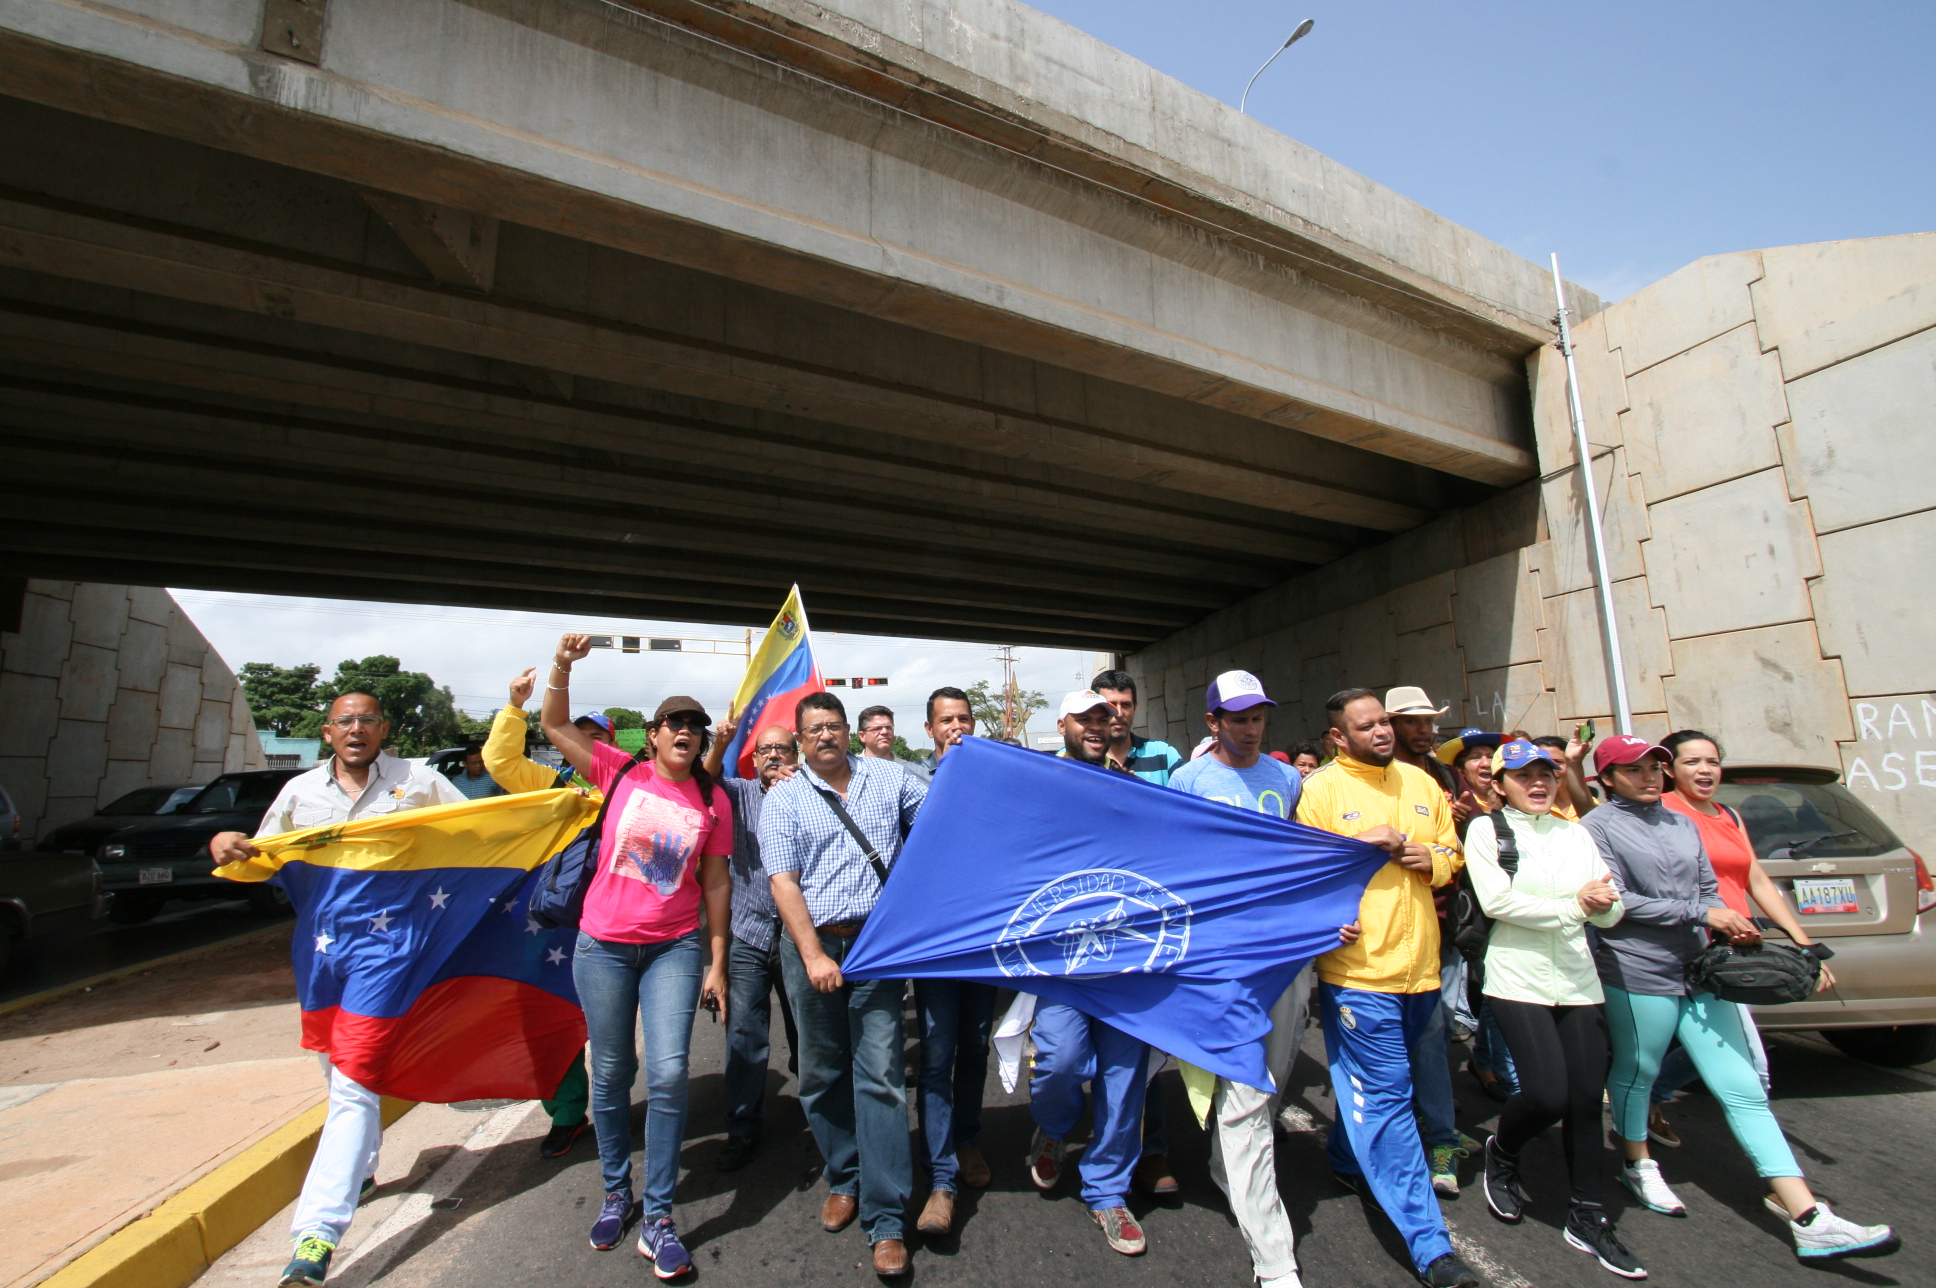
0, 1, 1562, 650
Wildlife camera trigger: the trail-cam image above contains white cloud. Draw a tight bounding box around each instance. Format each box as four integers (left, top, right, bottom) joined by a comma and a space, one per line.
172, 590, 1098, 751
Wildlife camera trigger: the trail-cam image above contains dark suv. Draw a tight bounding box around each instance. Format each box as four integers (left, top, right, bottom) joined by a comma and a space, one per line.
95, 769, 303, 923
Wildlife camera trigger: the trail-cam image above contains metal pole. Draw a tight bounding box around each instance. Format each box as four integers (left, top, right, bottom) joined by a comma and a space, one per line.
1551, 253, 1634, 734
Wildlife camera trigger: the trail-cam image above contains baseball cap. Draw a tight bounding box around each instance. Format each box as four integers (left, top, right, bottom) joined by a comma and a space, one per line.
1593, 734, 1670, 773
1267, 750, 1292, 764
573, 711, 614, 733
1492, 738, 1560, 774
652, 695, 710, 724
1206, 669, 1275, 712
1057, 690, 1114, 719
1436, 727, 1504, 764
1384, 685, 1449, 717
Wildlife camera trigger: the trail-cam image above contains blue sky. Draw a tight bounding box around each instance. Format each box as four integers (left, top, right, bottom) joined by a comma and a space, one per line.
1031, 1, 1935, 301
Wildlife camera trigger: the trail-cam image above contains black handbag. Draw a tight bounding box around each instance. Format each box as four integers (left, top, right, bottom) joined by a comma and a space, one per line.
1687, 934, 1821, 1006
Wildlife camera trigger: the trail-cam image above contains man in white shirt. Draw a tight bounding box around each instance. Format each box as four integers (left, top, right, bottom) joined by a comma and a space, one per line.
210, 692, 465, 1288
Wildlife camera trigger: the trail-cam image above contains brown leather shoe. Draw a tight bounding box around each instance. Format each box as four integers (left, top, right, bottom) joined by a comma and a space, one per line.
916, 1189, 954, 1236
871, 1238, 910, 1275
1134, 1151, 1179, 1196
956, 1142, 991, 1188
821, 1192, 858, 1232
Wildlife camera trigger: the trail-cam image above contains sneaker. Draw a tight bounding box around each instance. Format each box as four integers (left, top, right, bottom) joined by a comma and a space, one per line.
716, 1133, 759, 1172
1028, 1128, 1064, 1191
359, 1175, 376, 1201
1790, 1203, 1900, 1260
1260, 1272, 1303, 1288
1482, 1137, 1525, 1223
1429, 1144, 1464, 1197
637, 1216, 692, 1279
1134, 1151, 1179, 1196
1455, 1130, 1483, 1154
1565, 1205, 1647, 1278
1091, 1205, 1146, 1255
1418, 1252, 1481, 1287
589, 1190, 637, 1250
280, 1237, 335, 1287
1619, 1160, 1685, 1216
540, 1119, 587, 1159
1645, 1105, 1680, 1148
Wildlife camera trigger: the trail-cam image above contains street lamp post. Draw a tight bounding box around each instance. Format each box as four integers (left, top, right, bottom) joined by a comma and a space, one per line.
1240, 18, 1316, 115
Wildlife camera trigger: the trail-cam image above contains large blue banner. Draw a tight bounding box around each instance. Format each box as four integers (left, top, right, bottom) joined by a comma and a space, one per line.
842, 738, 1389, 1088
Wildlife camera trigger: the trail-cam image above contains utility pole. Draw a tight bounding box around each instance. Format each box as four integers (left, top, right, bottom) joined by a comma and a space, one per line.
995, 645, 1019, 740
1551, 253, 1634, 735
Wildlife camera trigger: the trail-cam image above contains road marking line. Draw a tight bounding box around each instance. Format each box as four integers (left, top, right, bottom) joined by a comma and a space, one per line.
1443, 1216, 1534, 1288
329, 1099, 541, 1288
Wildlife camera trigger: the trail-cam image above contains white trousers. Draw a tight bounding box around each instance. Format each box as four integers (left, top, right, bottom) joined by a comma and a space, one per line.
290, 1057, 382, 1245
1207, 1077, 1299, 1281
1264, 964, 1314, 1102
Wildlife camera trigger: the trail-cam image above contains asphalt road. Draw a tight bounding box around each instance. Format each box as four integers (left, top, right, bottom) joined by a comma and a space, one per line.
0, 898, 292, 1005
333, 995, 1930, 1288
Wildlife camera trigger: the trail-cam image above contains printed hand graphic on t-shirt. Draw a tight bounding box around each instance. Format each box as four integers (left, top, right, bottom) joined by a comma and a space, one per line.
621, 829, 691, 896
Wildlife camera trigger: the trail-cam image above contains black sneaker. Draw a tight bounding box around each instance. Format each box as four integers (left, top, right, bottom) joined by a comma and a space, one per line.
1419, 1252, 1481, 1287
1483, 1136, 1526, 1224
717, 1133, 760, 1172
540, 1119, 587, 1159
1566, 1205, 1647, 1279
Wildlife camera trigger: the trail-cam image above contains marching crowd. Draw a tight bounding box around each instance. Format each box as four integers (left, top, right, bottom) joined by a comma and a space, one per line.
209, 636, 1903, 1288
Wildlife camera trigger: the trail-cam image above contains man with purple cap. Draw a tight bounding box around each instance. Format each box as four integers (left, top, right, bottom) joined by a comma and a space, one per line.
1169, 670, 1309, 1288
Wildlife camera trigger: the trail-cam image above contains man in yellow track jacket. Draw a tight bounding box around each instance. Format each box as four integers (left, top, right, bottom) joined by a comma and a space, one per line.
1294, 687, 1476, 1288
483, 667, 612, 1160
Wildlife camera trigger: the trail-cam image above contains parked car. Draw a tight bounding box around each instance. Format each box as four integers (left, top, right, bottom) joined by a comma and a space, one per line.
1719, 764, 1936, 1066
95, 769, 304, 924
0, 780, 104, 973
36, 783, 203, 861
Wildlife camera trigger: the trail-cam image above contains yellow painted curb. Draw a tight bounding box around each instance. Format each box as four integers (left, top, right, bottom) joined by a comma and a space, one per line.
39, 1095, 415, 1288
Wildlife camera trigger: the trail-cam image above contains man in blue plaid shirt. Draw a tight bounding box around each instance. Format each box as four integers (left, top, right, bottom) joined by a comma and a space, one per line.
762, 691, 927, 1277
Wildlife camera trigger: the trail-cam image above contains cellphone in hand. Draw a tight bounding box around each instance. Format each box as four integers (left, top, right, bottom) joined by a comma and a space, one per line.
1575, 719, 1596, 743
701, 991, 720, 1023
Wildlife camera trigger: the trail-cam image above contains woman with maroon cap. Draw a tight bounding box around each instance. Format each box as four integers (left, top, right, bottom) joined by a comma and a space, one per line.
1583, 734, 1897, 1263
544, 634, 735, 1280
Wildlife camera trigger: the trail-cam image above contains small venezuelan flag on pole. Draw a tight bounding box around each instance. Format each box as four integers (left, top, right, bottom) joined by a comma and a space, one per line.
721, 584, 826, 779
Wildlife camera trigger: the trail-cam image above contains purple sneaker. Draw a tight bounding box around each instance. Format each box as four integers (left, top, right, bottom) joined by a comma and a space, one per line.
638, 1217, 692, 1279
589, 1191, 636, 1250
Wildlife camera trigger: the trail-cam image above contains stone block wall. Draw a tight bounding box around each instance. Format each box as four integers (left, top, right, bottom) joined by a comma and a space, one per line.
0, 581, 263, 846
1126, 231, 1936, 851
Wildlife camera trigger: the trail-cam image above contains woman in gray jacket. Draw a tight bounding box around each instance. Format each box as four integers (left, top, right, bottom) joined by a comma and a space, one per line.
1584, 735, 1896, 1263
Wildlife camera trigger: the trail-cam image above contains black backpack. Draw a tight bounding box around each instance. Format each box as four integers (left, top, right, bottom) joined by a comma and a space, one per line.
1451, 811, 1519, 965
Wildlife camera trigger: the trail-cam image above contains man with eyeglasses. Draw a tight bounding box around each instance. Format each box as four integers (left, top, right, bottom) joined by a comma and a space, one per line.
209, 691, 464, 1288
760, 691, 926, 1277
701, 715, 803, 1172
856, 706, 898, 761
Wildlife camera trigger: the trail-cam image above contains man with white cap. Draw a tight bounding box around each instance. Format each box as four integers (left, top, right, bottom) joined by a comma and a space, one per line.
1025, 691, 1155, 1257
1168, 671, 1312, 1288
1385, 688, 1458, 799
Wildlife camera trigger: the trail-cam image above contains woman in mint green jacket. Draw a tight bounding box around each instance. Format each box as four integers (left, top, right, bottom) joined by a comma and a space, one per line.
1467, 740, 1640, 1280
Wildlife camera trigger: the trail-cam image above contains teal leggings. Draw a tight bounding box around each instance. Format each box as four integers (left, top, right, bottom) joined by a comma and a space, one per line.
1603, 986, 1800, 1178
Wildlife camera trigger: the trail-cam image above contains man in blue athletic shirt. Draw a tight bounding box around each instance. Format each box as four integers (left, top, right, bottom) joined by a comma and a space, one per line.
1093, 669, 1184, 786
1168, 670, 1309, 1288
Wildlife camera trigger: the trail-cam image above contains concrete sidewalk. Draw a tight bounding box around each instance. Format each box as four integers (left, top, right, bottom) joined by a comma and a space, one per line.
0, 928, 322, 1288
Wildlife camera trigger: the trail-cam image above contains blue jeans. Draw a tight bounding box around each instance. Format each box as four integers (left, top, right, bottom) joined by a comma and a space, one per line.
1440, 944, 1476, 1033
1321, 984, 1455, 1274
1410, 989, 1460, 1149
1471, 998, 1520, 1094
780, 928, 912, 1242
914, 979, 996, 1193
1029, 1002, 1150, 1210
723, 933, 798, 1141
572, 930, 703, 1216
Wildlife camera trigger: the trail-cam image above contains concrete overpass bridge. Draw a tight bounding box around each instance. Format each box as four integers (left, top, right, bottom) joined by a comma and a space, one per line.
0, 0, 1593, 651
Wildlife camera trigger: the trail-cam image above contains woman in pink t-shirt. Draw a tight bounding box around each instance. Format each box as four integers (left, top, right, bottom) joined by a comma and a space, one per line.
543, 634, 734, 1278
1649, 728, 1835, 1152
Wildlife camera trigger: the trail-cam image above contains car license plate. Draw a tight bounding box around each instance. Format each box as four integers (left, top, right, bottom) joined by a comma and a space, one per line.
1793, 876, 1859, 914
137, 866, 174, 886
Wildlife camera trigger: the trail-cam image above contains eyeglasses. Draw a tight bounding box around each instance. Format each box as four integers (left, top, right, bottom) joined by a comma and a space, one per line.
861, 724, 893, 735
658, 716, 708, 733
324, 714, 384, 729
800, 721, 849, 738
754, 743, 796, 757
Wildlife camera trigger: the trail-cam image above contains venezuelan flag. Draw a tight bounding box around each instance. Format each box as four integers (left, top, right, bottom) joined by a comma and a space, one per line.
721, 584, 826, 779
217, 791, 599, 1102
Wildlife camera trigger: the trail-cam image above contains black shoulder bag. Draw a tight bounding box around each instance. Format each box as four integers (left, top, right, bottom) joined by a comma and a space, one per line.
529, 755, 648, 930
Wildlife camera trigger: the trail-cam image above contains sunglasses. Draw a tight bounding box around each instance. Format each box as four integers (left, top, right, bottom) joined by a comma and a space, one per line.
658, 716, 709, 733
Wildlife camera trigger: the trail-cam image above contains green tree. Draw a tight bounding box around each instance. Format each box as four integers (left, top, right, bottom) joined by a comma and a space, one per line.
847, 732, 925, 761
314, 655, 464, 757
963, 679, 1048, 740
238, 662, 323, 735
603, 707, 646, 730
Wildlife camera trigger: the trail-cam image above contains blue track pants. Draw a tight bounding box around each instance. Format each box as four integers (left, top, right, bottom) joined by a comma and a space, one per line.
1030, 1001, 1149, 1210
